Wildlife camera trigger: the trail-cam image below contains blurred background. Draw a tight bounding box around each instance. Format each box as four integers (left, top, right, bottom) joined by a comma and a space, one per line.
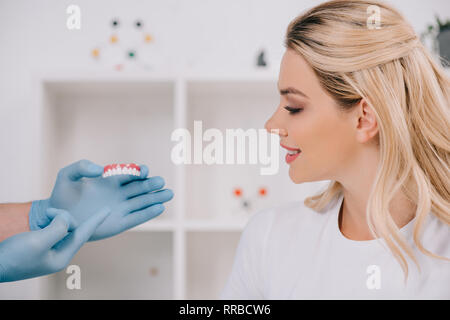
0, 0, 448, 299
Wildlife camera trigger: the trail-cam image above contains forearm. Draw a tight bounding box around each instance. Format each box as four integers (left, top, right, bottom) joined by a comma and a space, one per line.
0, 202, 31, 242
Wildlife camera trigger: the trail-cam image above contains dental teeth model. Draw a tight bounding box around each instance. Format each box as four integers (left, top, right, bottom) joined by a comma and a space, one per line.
102, 163, 141, 178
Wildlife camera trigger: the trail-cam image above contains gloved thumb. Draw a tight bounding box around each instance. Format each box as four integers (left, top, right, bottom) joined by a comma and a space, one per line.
46, 208, 79, 232
36, 209, 73, 249
54, 207, 111, 260
60, 159, 103, 181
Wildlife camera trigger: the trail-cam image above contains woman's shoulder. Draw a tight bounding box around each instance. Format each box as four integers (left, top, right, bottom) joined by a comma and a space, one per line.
245, 196, 336, 239
419, 212, 450, 257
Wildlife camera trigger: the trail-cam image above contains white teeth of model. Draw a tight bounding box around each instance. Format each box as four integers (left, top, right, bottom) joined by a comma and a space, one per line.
131, 168, 136, 175
287, 149, 300, 155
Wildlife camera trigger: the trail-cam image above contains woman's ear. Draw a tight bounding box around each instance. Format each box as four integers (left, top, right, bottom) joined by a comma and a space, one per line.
355, 98, 379, 145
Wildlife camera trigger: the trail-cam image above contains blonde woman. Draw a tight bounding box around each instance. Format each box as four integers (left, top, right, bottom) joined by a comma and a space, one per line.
221, 0, 449, 299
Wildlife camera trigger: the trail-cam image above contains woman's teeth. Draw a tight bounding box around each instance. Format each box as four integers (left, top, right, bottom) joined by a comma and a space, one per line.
287, 149, 301, 155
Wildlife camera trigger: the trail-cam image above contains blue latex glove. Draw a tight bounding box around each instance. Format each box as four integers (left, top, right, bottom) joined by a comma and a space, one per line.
29, 160, 174, 241
0, 207, 111, 282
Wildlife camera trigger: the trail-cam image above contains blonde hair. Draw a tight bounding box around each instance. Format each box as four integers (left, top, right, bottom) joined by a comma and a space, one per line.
285, 0, 450, 281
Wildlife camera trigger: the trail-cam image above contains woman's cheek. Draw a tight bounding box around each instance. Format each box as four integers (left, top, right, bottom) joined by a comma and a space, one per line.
289, 118, 347, 181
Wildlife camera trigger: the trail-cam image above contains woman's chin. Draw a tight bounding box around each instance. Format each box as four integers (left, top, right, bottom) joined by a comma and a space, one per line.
289, 166, 318, 184
288, 167, 303, 184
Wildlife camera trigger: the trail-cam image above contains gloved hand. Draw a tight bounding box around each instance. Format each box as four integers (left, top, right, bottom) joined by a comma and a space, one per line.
0, 207, 111, 282
29, 159, 174, 241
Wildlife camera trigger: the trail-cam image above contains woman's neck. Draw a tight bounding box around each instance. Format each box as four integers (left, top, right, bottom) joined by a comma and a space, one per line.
338, 190, 417, 241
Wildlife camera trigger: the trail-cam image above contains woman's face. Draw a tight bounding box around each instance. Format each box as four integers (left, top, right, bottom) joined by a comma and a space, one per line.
265, 49, 359, 184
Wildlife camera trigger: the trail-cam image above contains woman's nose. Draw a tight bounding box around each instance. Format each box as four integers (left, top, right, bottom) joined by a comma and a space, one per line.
265, 117, 287, 137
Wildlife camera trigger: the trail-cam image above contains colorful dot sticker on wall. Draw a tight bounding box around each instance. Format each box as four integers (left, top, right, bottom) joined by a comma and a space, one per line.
233, 188, 243, 197
90, 17, 155, 71
127, 50, 136, 59
91, 48, 100, 58
231, 186, 269, 214
111, 18, 120, 28
258, 187, 267, 196
135, 20, 143, 28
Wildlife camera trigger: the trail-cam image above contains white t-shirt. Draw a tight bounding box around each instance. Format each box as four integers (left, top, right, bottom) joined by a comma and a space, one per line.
220, 193, 450, 299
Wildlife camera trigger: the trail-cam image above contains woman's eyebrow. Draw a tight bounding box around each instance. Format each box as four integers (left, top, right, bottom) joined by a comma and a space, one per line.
279, 86, 309, 99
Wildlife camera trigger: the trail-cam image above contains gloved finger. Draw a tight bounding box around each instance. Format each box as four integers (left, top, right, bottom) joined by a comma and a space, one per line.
117, 164, 149, 185
59, 159, 103, 181
35, 211, 71, 250
53, 207, 111, 260
126, 189, 174, 212
46, 208, 79, 232
122, 204, 165, 231
123, 176, 165, 199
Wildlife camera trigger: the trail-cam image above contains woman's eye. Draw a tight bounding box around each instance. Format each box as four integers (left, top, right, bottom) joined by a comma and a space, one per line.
284, 106, 303, 114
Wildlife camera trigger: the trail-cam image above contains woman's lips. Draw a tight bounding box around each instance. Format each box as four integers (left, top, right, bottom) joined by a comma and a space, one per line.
285, 151, 301, 164
280, 143, 301, 164
280, 143, 301, 151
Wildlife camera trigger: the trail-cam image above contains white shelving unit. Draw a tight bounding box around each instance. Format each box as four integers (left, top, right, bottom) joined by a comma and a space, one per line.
15, 70, 320, 299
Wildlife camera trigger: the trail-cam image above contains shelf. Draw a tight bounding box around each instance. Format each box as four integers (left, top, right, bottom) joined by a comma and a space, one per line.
43, 79, 173, 98
38, 79, 177, 221
184, 218, 249, 232
44, 231, 173, 299
184, 78, 305, 222
130, 217, 250, 232
130, 218, 177, 232
186, 231, 241, 299
34, 69, 278, 83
